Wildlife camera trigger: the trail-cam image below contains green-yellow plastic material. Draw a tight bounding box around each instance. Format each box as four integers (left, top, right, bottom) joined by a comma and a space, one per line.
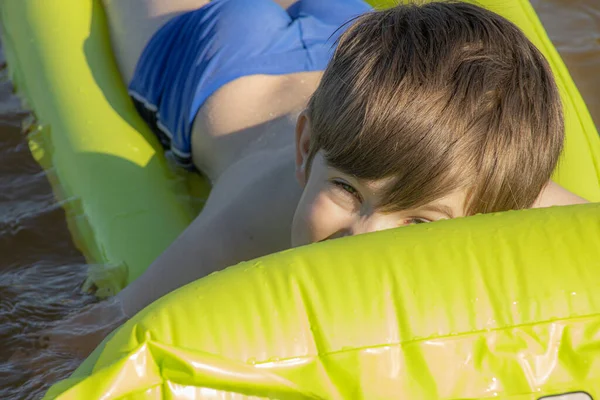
48, 204, 600, 399
1, 0, 599, 398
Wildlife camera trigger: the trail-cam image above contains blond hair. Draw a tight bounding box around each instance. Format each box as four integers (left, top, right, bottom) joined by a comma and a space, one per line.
306, 1, 564, 215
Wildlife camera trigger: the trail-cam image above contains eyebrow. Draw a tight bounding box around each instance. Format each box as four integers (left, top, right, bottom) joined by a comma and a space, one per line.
417, 204, 455, 219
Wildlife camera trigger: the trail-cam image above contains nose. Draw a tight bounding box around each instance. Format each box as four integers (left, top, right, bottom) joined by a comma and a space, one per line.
322, 214, 398, 242
349, 215, 397, 236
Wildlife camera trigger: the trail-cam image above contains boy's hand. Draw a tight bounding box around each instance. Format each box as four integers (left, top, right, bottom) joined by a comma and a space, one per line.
7, 298, 128, 396
34, 297, 128, 359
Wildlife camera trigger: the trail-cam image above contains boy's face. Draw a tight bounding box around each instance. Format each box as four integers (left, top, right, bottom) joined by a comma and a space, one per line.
291, 153, 467, 247
291, 114, 467, 247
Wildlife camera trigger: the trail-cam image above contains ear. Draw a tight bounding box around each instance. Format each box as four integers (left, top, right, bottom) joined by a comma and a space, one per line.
295, 110, 312, 186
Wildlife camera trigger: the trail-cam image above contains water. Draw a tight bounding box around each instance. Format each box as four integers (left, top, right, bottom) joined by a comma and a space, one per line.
0, 49, 96, 399
0, 2, 599, 398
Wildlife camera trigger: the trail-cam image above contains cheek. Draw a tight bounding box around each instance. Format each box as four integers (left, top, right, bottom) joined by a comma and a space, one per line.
292, 187, 343, 246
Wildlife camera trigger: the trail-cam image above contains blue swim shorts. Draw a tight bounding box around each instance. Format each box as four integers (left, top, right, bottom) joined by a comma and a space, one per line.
128, 0, 372, 168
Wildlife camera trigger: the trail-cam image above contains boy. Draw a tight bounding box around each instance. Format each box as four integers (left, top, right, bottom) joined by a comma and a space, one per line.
44, 0, 587, 356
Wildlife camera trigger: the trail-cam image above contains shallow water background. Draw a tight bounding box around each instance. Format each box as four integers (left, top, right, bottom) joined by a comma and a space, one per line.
0, 2, 599, 399
0, 45, 97, 399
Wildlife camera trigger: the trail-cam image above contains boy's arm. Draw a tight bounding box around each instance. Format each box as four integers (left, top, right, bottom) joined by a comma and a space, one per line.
119, 149, 300, 316
38, 150, 300, 359
533, 180, 589, 208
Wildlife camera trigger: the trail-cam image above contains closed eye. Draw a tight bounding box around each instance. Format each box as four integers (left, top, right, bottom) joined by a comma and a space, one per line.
403, 217, 431, 226
331, 179, 362, 202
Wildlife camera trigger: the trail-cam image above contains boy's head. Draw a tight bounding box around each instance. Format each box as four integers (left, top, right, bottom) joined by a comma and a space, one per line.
291, 1, 564, 246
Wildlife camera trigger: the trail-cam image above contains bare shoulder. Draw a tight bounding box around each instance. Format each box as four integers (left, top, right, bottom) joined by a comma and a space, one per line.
202, 145, 303, 252
532, 181, 589, 209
